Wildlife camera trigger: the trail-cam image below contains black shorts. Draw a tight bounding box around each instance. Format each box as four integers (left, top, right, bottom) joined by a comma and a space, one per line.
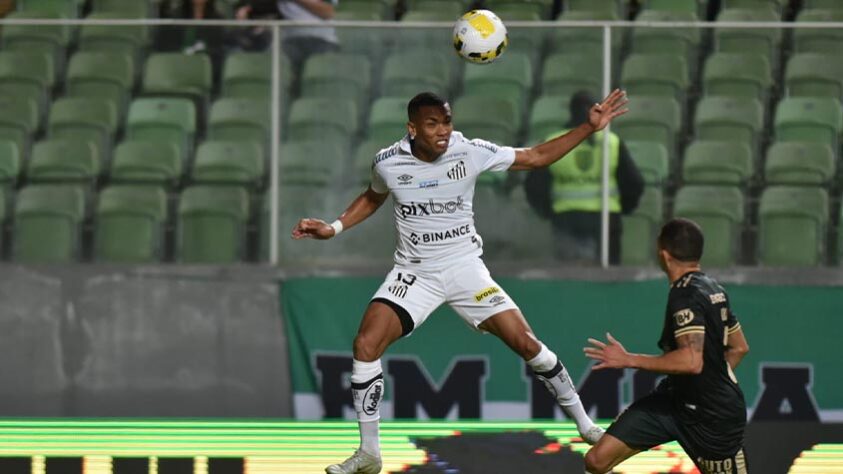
606, 390, 749, 474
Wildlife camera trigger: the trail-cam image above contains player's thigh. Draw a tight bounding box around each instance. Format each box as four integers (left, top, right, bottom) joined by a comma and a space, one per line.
369, 265, 445, 338
445, 258, 520, 332
605, 391, 679, 454
584, 433, 641, 474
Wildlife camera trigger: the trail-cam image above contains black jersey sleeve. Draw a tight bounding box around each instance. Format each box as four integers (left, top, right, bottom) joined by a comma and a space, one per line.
725, 307, 742, 336
667, 288, 707, 341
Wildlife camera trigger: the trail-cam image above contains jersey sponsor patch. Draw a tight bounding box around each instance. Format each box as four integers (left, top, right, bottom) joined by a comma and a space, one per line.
709, 292, 727, 304
674, 308, 694, 327
474, 286, 500, 302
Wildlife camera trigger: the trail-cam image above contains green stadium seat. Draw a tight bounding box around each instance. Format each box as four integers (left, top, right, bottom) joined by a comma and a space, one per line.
321, 187, 396, 265
453, 95, 519, 146
764, 142, 835, 186
12, 185, 85, 262
644, 0, 701, 14
702, 53, 771, 101
271, 183, 334, 265
0, 191, 5, 250
488, 0, 549, 19
759, 186, 828, 266
722, 0, 783, 15
694, 97, 763, 156
353, 139, 392, 184
90, 0, 152, 16
0, 51, 54, 118
550, 10, 621, 56
65, 52, 134, 120
621, 186, 663, 265
300, 53, 372, 120
177, 185, 250, 263
462, 52, 533, 126
336, 0, 388, 20
682, 141, 753, 186
47, 97, 118, 162
17, 0, 83, 17
564, 0, 621, 15
207, 99, 270, 152
715, 9, 782, 69
192, 141, 264, 187
1, 11, 71, 74
110, 141, 183, 186
142, 53, 213, 106
527, 95, 572, 145
774, 97, 843, 152
621, 54, 689, 104
381, 50, 453, 98
674, 185, 745, 267
794, 9, 843, 53
405, 0, 463, 16
94, 185, 167, 262
0, 140, 21, 185
541, 54, 602, 99
280, 140, 347, 185
0, 95, 39, 157
79, 13, 149, 67
613, 96, 681, 161
785, 53, 843, 101
625, 141, 668, 186
367, 97, 408, 144
631, 11, 700, 74
806, 0, 843, 9
27, 139, 100, 183
126, 98, 196, 165
286, 97, 358, 146
495, 9, 545, 61
222, 53, 274, 99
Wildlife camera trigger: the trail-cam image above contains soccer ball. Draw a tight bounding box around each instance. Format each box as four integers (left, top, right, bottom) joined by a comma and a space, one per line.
453, 9, 508, 65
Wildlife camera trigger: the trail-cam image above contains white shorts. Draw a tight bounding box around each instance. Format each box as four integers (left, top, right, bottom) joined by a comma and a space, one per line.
371, 257, 519, 336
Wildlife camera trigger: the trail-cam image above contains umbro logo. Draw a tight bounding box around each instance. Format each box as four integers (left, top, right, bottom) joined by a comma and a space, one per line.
447, 160, 467, 181
397, 174, 413, 185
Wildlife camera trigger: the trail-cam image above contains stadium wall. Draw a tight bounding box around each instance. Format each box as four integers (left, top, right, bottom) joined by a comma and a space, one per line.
0, 265, 292, 417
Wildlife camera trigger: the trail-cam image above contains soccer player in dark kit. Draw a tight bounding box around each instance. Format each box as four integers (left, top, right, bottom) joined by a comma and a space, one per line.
583, 218, 750, 474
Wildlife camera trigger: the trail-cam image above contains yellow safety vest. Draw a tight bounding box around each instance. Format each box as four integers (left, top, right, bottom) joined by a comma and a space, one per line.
546, 129, 622, 213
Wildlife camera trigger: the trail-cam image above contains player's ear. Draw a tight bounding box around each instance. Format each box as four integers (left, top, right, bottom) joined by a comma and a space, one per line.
407, 121, 417, 139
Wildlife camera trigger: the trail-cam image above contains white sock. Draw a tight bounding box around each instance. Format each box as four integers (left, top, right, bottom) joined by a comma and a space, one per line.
351, 359, 383, 456
528, 343, 596, 433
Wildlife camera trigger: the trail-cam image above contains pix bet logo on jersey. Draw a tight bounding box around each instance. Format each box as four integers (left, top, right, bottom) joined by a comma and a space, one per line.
399, 197, 465, 219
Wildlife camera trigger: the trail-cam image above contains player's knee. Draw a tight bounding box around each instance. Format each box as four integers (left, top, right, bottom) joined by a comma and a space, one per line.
353, 333, 380, 362
584, 449, 611, 474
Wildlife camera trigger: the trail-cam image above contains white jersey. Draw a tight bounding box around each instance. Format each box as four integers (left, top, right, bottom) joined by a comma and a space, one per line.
370, 131, 516, 268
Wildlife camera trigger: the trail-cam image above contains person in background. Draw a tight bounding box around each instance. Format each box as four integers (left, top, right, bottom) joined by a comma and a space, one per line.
525, 90, 645, 264
236, 0, 339, 81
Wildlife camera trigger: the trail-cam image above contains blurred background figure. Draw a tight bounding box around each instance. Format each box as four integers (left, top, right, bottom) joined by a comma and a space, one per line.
525, 90, 644, 264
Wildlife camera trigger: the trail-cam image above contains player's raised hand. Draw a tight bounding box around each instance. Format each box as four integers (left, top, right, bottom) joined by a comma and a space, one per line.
589, 89, 629, 132
583, 332, 631, 370
291, 218, 335, 240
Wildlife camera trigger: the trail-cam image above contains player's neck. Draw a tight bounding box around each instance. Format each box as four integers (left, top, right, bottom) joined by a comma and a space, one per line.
410, 141, 439, 163
667, 263, 701, 285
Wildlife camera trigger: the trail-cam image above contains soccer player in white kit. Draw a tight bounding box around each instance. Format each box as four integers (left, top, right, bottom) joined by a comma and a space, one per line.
293, 89, 629, 474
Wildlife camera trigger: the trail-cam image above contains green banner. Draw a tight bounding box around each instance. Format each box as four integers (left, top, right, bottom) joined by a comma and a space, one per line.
283, 277, 840, 421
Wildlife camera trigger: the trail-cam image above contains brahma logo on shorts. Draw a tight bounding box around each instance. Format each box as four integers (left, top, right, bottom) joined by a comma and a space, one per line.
474, 286, 501, 302
674, 309, 694, 327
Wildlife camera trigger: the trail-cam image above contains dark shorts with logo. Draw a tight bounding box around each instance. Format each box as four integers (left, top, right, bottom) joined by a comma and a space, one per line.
606, 391, 749, 473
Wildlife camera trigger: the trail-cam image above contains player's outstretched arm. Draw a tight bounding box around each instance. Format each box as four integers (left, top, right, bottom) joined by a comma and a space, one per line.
584, 332, 704, 375
510, 88, 629, 171
291, 186, 389, 240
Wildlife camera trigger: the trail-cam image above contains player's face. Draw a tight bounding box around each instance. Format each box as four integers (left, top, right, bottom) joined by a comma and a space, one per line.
409, 104, 453, 158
